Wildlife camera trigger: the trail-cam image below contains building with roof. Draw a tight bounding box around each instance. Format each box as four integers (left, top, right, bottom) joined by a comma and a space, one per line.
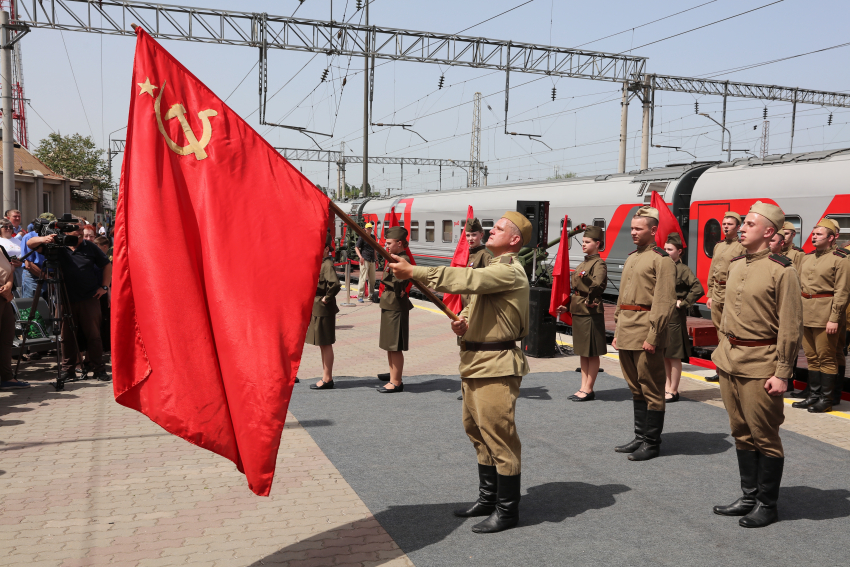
0, 140, 75, 222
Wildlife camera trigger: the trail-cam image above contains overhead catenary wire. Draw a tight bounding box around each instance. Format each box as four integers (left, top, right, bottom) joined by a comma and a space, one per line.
59, 31, 93, 138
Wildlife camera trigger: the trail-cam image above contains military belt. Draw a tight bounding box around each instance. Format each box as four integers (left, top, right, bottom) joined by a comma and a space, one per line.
573, 290, 589, 297
726, 335, 777, 347
463, 340, 517, 352
801, 292, 834, 299
620, 304, 651, 312
315, 290, 325, 296
716, 280, 727, 286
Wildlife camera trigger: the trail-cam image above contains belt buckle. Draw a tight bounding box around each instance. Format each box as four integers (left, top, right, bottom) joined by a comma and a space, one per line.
460, 338, 467, 352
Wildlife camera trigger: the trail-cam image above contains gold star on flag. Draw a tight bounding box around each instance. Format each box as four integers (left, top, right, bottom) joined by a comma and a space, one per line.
137, 77, 158, 97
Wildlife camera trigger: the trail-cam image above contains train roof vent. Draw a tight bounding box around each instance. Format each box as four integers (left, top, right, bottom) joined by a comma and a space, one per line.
794, 149, 850, 162
594, 174, 613, 181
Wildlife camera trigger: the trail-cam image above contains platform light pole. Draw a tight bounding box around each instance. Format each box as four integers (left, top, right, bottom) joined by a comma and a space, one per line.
1, 11, 14, 213
361, 1, 370, 197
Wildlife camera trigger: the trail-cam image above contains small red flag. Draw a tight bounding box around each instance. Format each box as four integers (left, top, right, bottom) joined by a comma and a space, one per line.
650, 191, 686, 248
442, 206, 474, 314
549, 215, 573, 325
379, 207, 416, 296
112, 28, 330, 496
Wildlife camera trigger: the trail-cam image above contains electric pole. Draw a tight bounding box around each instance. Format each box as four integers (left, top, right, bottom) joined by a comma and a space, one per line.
469, 92, 481, 187
1, 10, 14, 213
761, 120, 770, 158
361, 1, 369, 197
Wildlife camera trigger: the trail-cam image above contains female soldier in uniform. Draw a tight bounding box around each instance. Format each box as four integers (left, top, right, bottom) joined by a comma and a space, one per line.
663, 233, 704, 402
306, 241, 341, 390
556, 225, 607, 401
378, 226, 413, 393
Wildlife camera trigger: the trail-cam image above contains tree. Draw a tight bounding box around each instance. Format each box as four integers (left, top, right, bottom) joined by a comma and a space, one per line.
547, 171, 577, 180
34, 133, 112, 200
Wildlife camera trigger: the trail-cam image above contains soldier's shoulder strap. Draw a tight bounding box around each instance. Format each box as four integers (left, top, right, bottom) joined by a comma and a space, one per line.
833, 248, 849, 258
731, 255, 746, 263
769, 253, 793, 267
806, 249, 817, 255
793, 245, 805, 252
628, 249, 638, 256
499, 255, 514, 264
653, 246, 669, 257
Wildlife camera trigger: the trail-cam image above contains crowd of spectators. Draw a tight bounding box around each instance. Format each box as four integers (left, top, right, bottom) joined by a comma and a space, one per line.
0, 209, 114, 390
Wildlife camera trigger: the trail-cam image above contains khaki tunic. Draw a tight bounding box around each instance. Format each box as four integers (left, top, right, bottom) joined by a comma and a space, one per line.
781, 242, 806, 272
712, 248, 802, 458
379, 253, 413, 352
799, 249, 850, 327
412, 252, 529, 476
570, 254, 607, 358
708, 235, 746, 339
305, 257, 341, 346
412, 253, 530, 379
666, 261, 704, 359
614, 245, 676, 411
461, 245, 492, 308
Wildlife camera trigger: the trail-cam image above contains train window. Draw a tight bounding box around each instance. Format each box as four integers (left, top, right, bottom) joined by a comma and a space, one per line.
442, 220, 453, 242
592, 218, 606, 251
410, 221, 419, 241
560, 218, 573, 249
426, 220, 435, 242
784, 215, 802, 247
826, 215, 850, 248
636, 182, 647, 197
482, 219, 494, 242
704, 219, 722, 257
643, 181, 669, 203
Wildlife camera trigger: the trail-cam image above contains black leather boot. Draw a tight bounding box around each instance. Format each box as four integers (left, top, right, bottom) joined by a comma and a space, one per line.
791, 371, 821, 408
789, 383, 810, 399
833, 369, 845, 406
454, 464, 497, 518
808, 373, 835, 413
628, 410, 664, 461
739, 454, 784, 528
705, 374, 719, 382
472, 474, 520, 533
615, 400, 648, 453
714, 450, 759, 516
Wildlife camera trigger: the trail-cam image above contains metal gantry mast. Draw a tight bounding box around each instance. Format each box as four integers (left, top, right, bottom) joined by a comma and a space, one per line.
469, 92, 481, 187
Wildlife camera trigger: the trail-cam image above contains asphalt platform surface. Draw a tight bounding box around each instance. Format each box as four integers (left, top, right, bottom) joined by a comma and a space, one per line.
287, 371, 850, 567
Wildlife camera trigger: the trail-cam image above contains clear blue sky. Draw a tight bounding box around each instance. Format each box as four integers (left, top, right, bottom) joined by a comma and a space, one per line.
18, 0, 850, 193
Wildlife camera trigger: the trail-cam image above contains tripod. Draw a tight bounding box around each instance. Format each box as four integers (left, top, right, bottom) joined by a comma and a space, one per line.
13, 252, 83, 391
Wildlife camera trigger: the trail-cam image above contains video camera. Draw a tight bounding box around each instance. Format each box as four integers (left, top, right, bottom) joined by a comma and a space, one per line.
33, 213, 80, 248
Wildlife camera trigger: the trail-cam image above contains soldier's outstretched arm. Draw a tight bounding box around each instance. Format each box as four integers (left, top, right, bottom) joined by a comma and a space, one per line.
388, 254, 521, 295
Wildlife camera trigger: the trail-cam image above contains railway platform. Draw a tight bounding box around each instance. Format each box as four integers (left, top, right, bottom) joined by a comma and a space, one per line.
2, 287, 850, 567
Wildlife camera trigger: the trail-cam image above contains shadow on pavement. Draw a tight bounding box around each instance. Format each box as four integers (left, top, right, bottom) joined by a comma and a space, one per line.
521, 481, 631, 526
781, 487, 850, 521
662, 432, 734, 456
593, 387, 635, 402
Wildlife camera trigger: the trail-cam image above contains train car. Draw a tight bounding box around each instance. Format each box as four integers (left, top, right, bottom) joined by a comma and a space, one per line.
338, 147, 850, 317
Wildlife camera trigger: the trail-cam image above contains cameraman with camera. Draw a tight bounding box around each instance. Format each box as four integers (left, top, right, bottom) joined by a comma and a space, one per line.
26, 216, 112, 382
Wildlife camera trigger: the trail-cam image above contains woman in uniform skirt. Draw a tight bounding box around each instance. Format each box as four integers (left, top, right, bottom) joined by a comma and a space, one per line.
663, 233, 704, 402
556, 225, 607, 401
377, 226, 413, 393
307, 242, 341, 390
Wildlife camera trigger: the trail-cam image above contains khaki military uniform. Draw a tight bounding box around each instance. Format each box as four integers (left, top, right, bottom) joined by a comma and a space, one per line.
305, 257, 341, 346
461, 245, 492, 308
781, 241, 806, 272
412, 253, 529, 475
798, 248, 849, 375
708, 235, 746, 341
379, 253, 413, 352
614, 245, 676, 411
834, 247, 850, 375
712, 249, 802, 458
569, 253, 608, 358
666, 260, 704, 359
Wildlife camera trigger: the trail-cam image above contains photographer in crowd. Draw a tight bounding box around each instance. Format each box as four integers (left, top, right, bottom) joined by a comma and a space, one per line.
26, 217, 112, 382
19, 213, 53, 298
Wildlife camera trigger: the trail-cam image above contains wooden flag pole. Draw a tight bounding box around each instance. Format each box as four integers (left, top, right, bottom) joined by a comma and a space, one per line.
328, 200, 461, 322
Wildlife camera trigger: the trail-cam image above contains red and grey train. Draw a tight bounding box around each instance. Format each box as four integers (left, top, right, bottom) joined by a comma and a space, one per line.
339, 147, 850, 317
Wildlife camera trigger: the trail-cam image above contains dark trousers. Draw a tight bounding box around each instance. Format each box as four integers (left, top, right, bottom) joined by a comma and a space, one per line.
0, 301, 15, 382
62, 297, 104, 373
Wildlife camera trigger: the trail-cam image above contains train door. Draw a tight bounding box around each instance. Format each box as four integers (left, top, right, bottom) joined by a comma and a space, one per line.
695, 203, 729, 299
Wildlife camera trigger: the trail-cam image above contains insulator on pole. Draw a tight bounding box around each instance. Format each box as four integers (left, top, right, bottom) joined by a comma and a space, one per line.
694, 102, 699, 114
828, 113, 833, 126
763, 107, 768, 119
551, 86, 556, 101
438, 75, 445, 89
356, 0, 362, 10
320, 68, 329, 82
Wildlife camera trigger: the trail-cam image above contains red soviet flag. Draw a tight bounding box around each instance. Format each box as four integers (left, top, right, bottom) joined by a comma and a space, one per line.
549, 215, 572, 325
442, 206, 474, 314
650, 190, 686, 248
112, 27, 330, 496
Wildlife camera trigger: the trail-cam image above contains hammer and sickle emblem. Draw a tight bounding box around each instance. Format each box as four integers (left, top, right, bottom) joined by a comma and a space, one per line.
151, 80, 218, 160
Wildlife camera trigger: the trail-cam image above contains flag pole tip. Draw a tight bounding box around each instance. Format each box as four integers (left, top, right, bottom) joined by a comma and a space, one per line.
131, 23, 139, 31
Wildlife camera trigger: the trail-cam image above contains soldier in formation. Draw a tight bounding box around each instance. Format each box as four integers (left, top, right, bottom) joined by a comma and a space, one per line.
663, 233, 704, 403
377, 226, 413, 393
711, 201, 802, 529
388, 211, 532, 534
705, 212, 745, 382
791, 218, 848, 414
781, 221, 806, 270
306, 238, 342, 390
555, 225, 607, 402
611, 206, 676, 462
